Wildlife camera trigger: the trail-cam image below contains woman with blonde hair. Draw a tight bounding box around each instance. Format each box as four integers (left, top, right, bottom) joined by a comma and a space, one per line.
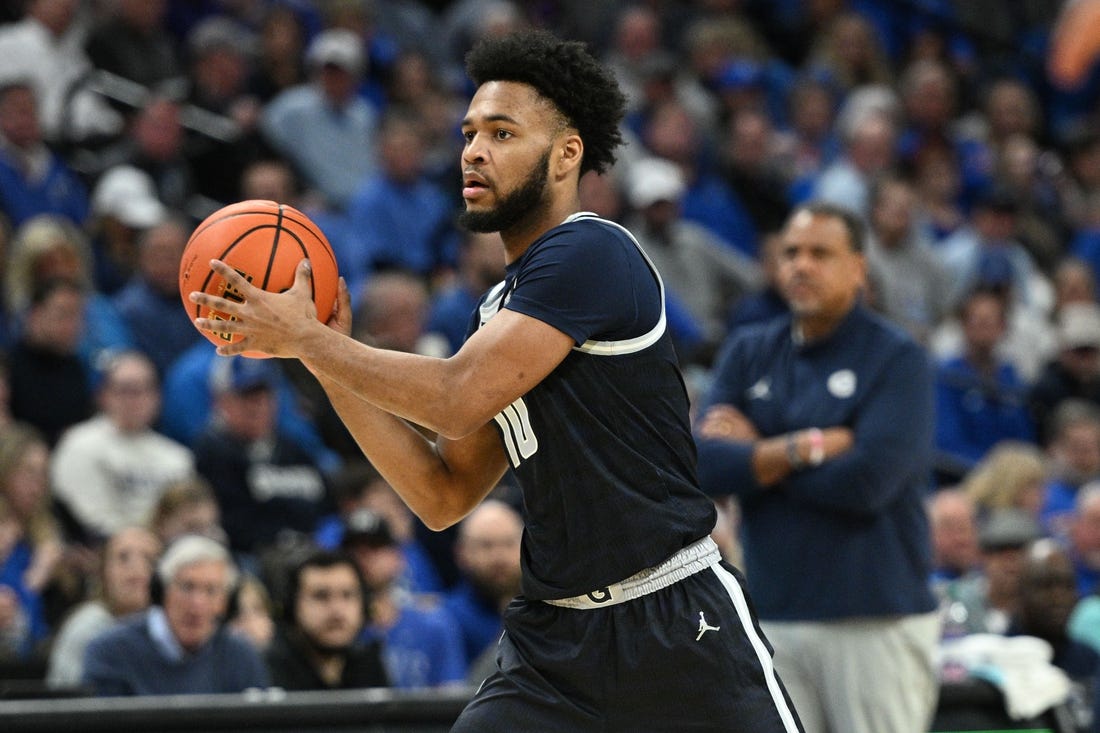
961, 440, 1049, 519
0, 424, 64, 659
5, 214, 132, 371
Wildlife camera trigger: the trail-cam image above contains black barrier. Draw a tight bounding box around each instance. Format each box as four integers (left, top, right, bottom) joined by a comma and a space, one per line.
0, 687, 474, 733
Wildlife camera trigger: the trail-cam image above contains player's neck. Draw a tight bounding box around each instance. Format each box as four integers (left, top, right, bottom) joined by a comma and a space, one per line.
500, 196, 580, 264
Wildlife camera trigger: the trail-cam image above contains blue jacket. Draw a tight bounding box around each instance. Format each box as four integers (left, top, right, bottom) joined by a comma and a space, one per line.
695, 304, 938, 620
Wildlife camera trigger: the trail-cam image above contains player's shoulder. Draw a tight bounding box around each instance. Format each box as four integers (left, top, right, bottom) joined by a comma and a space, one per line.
541, 212, 636, 251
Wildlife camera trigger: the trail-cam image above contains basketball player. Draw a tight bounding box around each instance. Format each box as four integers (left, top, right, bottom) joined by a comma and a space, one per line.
190, 29, 802, 732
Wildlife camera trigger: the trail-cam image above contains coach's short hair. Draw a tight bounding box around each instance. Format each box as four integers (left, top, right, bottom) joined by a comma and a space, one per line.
789, 202, 867, 253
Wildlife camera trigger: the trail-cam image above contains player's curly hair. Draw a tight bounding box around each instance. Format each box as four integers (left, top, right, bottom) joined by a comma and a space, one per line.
465, 29, 626, 176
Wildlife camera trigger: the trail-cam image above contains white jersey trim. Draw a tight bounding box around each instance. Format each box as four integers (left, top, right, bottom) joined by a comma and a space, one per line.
563, 212, 667, 356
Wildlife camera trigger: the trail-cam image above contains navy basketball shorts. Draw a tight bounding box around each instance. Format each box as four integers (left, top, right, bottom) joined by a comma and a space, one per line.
451, 559, 804, 732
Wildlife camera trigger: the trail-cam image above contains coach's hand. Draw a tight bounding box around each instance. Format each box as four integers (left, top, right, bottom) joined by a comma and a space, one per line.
191, 258, 323, 358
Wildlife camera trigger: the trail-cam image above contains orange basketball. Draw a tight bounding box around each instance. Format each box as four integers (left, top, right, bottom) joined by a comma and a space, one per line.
179, 200, 339, 358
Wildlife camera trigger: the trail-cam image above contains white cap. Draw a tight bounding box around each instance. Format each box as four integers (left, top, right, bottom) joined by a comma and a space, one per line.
627, 157, 685, 209
306, 29, 365, 76
92, 166, 166, 228
1059, 302, 1100, 350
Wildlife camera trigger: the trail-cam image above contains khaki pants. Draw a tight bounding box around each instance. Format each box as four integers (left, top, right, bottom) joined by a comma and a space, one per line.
762, 612, 940, 733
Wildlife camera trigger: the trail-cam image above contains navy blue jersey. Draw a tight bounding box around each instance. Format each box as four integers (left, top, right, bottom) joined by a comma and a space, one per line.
470, 213, 716, 600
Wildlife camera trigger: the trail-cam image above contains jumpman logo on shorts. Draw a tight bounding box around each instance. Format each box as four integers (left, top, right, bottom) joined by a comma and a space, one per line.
695, 611, 720, 641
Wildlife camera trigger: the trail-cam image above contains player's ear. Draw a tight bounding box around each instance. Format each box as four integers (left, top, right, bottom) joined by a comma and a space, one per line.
554, 134, 583, 180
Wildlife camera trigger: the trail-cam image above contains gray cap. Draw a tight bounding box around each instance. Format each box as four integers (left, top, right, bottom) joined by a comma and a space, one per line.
979, 509, 1042, 551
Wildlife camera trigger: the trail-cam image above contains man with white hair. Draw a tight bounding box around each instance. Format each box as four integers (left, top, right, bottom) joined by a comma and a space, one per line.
82, 534, 269, 696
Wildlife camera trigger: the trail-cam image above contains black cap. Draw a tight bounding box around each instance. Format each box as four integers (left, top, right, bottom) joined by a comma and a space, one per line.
341, 509, 396, 548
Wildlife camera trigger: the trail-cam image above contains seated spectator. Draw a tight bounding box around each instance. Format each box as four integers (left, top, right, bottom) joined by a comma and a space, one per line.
260, 28, 379, 210
0, 424, 63, 660
425, 230, 506, 357
5, 215, 134, 385
960, 440, 1049, 520
46, 526, 161, 689
1029, 302, 1100, 446
343, 509, 465, 689
87, 165, 168, 295
1042, 400, 1100, 542
112, 215, 203, 376
1009, 539, 1099, 685
938, 509, 1042, 638
82, 534, 268, 696
0, 80, 89, 228
1067, 483, 1100, 598
50, 350, 194, 542
442, 499, 523, 671
316, 461, 444, 595
264, 549, 388, 690
928, 488, 982, 588
7, 277, 93, 446
934, 287, 1035, 478
342, 110, 461, 290
226, 573, 275, 653
147, 476, 225, 547
193, 357, 327, 571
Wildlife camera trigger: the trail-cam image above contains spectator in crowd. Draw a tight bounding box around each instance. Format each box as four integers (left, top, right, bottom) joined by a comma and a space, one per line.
317, 461, 444, 596
82, 534, 268, 695
933, 286, 1035, 477
425, 230, 506, 357
226, 573, 275, 653
1067, 483, 1100, 599
260, 28, 379, 210
938, 508, 1043, 637
695, 203, 940, 733
811, 107, 898, 220
718, 107, 792, 238
7, 212, 134, 370
1009, 539, 1099, 684
342, 110, 461, 290
7, 277, 93, 446
726, 230, 789, 330
0, 423, 63, 660
960, 440, 1048, 520
1030, 302, 1100, 446
807, 11, 894, 93
0, 80, 88, 228
928, 488, 982, 588
46, 526, 161, 689
147, 476, 225, 547
246, 4, 308, 104
1042, 400, 1100, 542
442, 499, 523, 671
87, 164, 168, 295
352, 270, 447, 358
264, 548, 388, 690
911, 140, 967, 245
84, 0, 183, 95
864, 174, 952, 346
193, 356, 328, 570
0, 0, 122, 143
623, 155, 761, 354
343, 508, 465, 689
50, 350, 194, 541
112, 214, 203, 375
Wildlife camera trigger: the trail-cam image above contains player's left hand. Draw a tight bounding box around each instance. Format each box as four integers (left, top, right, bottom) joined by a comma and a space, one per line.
191, 258, 321, 357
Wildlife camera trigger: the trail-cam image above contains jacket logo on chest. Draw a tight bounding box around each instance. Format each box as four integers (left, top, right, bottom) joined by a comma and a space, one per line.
827, 369, 857, 398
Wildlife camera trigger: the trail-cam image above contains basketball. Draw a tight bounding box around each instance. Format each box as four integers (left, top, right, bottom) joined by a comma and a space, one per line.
179, 200, 340, 358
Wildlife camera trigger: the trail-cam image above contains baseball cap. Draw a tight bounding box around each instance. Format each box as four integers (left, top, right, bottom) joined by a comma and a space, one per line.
306, 29, 365, 76
627, 157, 685, 209
979, 509, 1042, 552
1059, 302, 1100, 351
209, 356, 280, 394
92, 166, 166, 228
187, 16, 255, 58
341, 509, 396, 548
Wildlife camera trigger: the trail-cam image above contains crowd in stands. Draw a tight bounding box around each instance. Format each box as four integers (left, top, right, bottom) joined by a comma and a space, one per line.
0, 0, 1099, 728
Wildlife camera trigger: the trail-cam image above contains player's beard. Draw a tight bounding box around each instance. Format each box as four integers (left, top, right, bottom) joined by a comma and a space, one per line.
459, 148, 551, 234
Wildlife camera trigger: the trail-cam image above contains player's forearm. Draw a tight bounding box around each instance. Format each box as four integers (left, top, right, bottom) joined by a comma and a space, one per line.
296, 323, 496, 440
316, 372, 496, 529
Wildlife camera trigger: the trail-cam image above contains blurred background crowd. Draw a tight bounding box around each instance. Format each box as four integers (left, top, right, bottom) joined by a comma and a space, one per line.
1, 0, 1100, 726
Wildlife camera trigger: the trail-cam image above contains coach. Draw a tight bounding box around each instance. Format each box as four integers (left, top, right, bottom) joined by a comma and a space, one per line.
695, 202, 940, 733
